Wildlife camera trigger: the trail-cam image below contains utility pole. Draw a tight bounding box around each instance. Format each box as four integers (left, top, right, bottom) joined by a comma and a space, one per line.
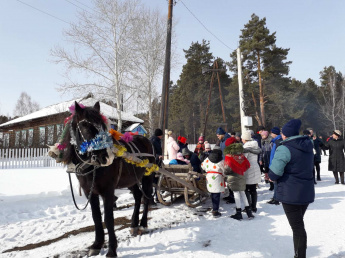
202, 60, 227, 139
159, 0, 173, 158
237, 48, 246, 135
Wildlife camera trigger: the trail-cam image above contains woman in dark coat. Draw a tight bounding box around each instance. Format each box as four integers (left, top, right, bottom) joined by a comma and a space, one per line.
324, 130, 345, 184
313, 134, 323, 181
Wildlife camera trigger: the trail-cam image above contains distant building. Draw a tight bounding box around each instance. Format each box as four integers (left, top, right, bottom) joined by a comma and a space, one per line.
124, 123, 148, 136
0, 96, 143, 149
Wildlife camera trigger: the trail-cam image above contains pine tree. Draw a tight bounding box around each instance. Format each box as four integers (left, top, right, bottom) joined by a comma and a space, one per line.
229, 14, 291, 128
169, 40, 230, 143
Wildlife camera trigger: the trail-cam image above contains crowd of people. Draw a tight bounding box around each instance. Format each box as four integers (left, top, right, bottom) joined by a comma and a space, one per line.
149, 121, 345, 258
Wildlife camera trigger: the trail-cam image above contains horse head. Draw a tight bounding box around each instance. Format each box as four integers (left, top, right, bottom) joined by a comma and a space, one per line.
70, 101, 115, 167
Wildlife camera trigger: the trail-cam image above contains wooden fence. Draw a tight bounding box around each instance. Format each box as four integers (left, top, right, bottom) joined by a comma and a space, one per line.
0, 148, 62, 169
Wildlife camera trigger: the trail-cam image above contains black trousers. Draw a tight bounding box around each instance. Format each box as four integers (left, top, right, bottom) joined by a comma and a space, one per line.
245, 184, 257, 209
314, 161, 321, 180
282, 203, 309, 258
211, 193, 221, 211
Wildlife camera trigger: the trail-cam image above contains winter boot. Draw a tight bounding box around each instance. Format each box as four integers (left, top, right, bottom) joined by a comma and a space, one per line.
223, 195, 235, 203
293, 235, 307, 258
245, 206, 255, 219
230, 208, 243, 220
340, 172, 345, 184
267, 198, 280, 205
333, 172, 340, 184
269, 182, 274, 191
212, 210, 222, 218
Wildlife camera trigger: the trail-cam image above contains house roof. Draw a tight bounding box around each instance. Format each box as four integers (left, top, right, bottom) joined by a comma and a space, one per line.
124, 123, 147, 134
0, 97, 143, 128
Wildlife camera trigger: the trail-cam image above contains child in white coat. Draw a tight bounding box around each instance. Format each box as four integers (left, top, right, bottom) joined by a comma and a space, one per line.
201, 149, 225, 218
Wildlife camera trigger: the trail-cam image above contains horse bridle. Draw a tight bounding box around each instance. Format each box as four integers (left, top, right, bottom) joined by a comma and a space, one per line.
71, 118, 108, 165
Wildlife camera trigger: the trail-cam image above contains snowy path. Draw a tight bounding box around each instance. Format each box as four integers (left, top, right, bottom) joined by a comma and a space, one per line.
0, 156, 345, 258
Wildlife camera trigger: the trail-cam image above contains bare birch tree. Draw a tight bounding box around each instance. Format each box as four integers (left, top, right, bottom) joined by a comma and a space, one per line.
51, 0, 143, 130
130, 8, 167, 135
13, 92, 40, 117
318, 66, 341, 130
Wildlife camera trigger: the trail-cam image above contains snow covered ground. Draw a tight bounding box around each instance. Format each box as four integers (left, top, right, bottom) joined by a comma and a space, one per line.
0, 155, 344, 258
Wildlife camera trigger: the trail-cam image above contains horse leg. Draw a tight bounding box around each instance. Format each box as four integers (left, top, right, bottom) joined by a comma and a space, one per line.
88, 194, 104, 256
139, 174, 153, 230
129, 184, 142, 236
103, 192, 117, 257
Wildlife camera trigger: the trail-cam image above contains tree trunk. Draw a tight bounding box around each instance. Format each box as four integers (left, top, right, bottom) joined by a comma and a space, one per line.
252, 91, 262, 126
257, 51, 266, 127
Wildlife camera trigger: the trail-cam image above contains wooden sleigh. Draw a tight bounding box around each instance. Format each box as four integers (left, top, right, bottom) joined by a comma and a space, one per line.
155, 163, 209, 208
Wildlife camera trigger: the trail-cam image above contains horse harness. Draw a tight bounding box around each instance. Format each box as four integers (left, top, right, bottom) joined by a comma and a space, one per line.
68, 117, 156, 209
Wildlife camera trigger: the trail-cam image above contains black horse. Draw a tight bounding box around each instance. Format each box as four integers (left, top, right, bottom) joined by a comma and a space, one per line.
61, 101, 154, 257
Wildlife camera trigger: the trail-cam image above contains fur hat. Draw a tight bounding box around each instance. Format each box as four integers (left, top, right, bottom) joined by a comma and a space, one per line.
216, 127, 226, 135
260, 130, 269, 137
224, 143, 244, 155
282, 119, 301, 137
242, 130, 252, 141
334, 130, 342, 136
271, 127, 280, 135
225, 137, 237, 146
154, 128, 163, 137
208, 149, 223, 163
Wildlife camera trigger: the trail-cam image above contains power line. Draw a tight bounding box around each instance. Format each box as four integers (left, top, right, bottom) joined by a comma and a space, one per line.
179, 0, 235, 51
64, 0, 95, 16
16, 0, 71, 25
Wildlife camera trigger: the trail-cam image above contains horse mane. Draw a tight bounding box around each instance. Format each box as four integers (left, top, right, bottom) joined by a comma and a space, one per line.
60, 106, 107, 165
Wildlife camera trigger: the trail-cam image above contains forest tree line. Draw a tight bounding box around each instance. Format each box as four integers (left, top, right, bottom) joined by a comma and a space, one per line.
1, 5, 344, 145
137, 14, 345, 144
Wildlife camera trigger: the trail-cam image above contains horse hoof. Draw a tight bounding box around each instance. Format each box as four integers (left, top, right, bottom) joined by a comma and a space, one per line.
106, 250, 118, 257
138, 226, 149, 235
88, 248, 101, 256
130, 227, 139, 236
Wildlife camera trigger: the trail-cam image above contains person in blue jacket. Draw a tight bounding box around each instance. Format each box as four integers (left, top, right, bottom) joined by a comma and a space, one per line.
216, 127, 231, 158
268, 119, 315, 258
267, 126, 283, 205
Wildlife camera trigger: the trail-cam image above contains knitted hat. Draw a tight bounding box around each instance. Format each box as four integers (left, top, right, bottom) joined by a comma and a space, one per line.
180, 137, 187, 144
177, 136, 182, 141
242, 130, 252, 141
235, 132, 241, 137
225, 137, 237, 146
303, 130, 311, 136
208, 149, 223, 163
260, 131, 269, 137
198, 136, 204, 142
204, 142, 211, 149
271, 127, 280, 135
216, 127, 226, 135
282, 119, 302, 137
334, 130, 342, 136
154, 128, 163, 136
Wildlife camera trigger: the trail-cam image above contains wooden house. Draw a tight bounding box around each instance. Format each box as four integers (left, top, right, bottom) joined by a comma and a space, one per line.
0, 96, 143, 149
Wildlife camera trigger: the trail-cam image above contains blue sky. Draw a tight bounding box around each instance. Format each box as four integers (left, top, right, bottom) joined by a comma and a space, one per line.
1, 0, 344, 116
